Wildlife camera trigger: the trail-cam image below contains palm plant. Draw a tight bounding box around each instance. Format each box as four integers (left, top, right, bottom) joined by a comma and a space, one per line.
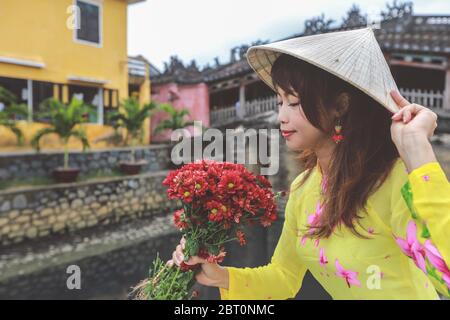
153, 103, 205, 137
31, 97, 94, 174
153, 103, 207, 169
0, 86, 28, 145
0, 86, 17, 105
108, 97, 156, 164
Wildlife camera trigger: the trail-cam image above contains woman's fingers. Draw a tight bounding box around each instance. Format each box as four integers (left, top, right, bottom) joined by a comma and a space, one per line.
391, 103, 426, 123
172, 248, 184, 266
403, 109, 411, 123
390, 90, 410, 108
172, 237, 210, 267
166, 259, 174, 267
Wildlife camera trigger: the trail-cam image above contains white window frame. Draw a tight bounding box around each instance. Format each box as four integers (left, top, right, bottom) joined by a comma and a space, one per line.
73, 0, 103, 48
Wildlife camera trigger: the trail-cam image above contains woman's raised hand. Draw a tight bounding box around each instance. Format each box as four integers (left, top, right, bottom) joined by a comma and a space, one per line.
390, 89, 438, 142
390, 89, 438, 173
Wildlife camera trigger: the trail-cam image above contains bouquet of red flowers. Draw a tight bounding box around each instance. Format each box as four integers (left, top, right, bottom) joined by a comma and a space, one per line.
131, 159, 285, 300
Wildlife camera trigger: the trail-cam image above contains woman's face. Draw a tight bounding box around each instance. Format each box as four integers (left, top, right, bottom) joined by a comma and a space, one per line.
276, 86, 328, 151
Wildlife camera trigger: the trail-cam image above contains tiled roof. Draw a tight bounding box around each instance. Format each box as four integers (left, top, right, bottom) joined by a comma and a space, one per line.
153, 14, 450, 85
151, 69, 204, 85
203, 59, 252, 82
375, 15, 450, 54
285, 15, 450, 54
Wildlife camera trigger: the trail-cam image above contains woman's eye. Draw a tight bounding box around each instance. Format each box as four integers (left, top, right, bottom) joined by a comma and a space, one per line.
276, 102, 299, 107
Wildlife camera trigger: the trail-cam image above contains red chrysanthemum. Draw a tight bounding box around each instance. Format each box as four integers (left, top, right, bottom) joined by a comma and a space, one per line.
173, 209, 188, 229
236, 230, 246, 246
217, 170, 243, 195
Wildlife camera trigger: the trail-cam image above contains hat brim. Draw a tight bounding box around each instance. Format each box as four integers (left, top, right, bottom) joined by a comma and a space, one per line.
246, 43, 400, 114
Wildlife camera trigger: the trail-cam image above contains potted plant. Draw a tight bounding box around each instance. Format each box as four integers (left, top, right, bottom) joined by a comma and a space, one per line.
31, 97, 93, 183
0, 86, 28, 146
108, 97, 156, 175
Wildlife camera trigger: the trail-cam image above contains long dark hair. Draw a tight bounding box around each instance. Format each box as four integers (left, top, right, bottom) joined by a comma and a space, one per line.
271, 53, 399, 238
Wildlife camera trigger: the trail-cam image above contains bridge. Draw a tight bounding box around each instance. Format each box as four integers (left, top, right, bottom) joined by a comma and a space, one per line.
210, 88, 450, 133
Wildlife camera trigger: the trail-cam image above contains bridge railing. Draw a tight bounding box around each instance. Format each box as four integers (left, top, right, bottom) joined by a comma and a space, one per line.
210, 88, 448, 127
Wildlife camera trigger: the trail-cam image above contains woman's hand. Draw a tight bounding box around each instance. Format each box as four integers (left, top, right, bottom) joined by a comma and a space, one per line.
390, 90, 438, 141
166, 236, 229, 289
390, 90, 438, 173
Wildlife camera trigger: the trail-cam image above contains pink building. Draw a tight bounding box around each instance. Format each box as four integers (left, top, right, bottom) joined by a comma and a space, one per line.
150, 57, 210, 142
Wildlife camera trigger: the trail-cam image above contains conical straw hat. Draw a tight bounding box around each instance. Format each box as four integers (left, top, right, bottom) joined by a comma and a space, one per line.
246, 27, 400, 114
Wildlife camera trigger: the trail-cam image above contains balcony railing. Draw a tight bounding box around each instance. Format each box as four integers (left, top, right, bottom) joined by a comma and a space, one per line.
210, 106, 236, 126
245, 96, 278, 117
210, 96, 277, 126
128, 58, 147, 77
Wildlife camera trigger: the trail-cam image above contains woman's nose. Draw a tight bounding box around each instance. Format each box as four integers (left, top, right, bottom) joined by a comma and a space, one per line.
277, 105, 289, 124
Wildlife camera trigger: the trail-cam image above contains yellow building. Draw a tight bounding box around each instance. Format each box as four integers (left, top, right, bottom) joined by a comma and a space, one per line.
0, 0, 150, 150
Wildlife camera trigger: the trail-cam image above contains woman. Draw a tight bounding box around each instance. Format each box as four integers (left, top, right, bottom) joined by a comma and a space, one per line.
168, 28, 450, 299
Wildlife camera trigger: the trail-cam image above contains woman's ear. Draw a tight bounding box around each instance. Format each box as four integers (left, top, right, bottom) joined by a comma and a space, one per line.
334, 92, 350, 117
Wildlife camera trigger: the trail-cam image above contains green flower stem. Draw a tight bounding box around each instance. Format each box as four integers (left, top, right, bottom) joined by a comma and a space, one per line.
206, 237, 238, 247
164, 266, 181, 300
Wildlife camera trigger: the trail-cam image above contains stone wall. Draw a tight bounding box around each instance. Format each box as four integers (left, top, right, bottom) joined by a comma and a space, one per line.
0, 171, 179, 246
0, 144, 172, 181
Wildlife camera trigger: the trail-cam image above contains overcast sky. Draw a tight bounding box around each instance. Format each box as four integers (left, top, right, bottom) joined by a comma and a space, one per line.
127, 0, 450, 72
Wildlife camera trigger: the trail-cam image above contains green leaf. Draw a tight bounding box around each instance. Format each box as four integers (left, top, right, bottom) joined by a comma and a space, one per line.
186, 239, 199, 258
31, 127, 57, 152
69, 129, 90, 151
421, 223, 431, 238
0, 86, 17, 104
400, 181, 418, 219
206, 244, 220, 256
9, 126, 24, 145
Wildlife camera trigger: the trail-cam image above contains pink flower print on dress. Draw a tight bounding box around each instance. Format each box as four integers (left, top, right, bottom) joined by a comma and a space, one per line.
307, 200, 324, 227
424, 240, 449, 274
319, 248, 328, 267
300, 235, 308, 246
335, 259, 361, 288
424, 240, 450, 288
421, 175, 430, 182
300, 200, 324, 246
395, 221, 427, 273
300, 235, 320, 247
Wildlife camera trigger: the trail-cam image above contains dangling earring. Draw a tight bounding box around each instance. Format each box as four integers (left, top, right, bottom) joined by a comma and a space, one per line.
332, 118, 344, 144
